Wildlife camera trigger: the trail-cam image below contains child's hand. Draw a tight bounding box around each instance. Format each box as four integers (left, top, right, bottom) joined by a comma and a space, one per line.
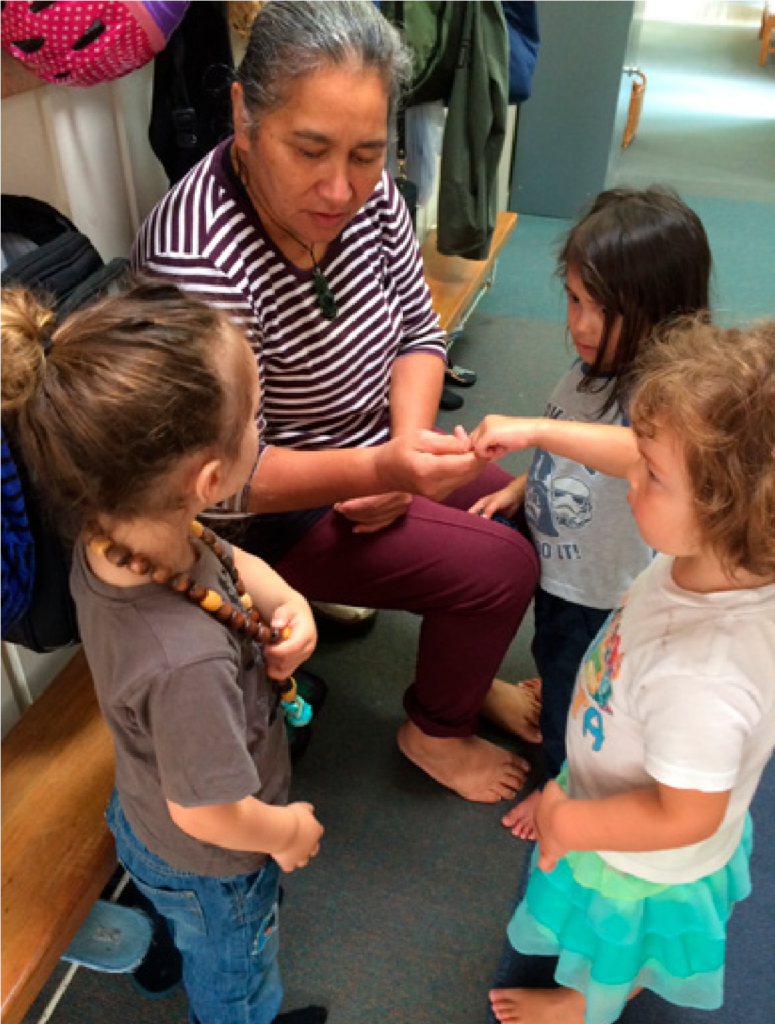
468, 483, 523, 520
265, 595, 317, 681
274, 802, 324, 872
469, 415, 538, 461
535, 780, 570, 873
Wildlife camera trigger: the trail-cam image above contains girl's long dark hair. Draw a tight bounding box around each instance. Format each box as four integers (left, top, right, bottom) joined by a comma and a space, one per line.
558, 186, 712, 416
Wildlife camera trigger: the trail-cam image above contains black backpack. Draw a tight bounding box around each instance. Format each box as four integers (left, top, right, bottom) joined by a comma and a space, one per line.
1, 195, 129, 652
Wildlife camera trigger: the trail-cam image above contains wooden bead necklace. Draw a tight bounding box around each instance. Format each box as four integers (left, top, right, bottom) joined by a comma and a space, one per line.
84, 519, 312, 726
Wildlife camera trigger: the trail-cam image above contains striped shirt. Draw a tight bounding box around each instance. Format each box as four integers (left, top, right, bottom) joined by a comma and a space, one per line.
132, 139, 446, 515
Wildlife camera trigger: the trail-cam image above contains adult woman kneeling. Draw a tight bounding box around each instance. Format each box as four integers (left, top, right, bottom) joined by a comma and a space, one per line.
133, 0, 539, 803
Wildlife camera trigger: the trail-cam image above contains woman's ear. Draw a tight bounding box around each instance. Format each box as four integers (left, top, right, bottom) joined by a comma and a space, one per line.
232, 81, 250, 153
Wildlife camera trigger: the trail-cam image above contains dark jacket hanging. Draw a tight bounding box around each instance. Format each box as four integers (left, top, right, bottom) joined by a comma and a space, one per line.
383, 1, 510, 260
148, 1, 235, 187
436, 1, 509, 259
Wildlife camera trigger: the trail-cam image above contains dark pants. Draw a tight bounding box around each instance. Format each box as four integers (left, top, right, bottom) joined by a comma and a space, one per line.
251, 465, 539, 738
531, 588, 611, 780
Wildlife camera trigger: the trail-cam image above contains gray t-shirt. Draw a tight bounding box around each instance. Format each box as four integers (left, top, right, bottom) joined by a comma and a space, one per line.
525, 361, 653, 610
71, 536, 291, 877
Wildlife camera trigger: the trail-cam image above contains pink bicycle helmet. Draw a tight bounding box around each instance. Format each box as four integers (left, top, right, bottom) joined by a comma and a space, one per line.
1, 1, 189, 87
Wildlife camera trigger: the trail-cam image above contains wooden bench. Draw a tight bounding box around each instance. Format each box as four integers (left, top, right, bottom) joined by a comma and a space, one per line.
0, 210, 518, 1024
1, 649, 117, 1024
420, 210, 518, 334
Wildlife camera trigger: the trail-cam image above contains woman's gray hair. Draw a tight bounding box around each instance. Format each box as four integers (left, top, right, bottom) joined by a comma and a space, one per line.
235, 0, 412, 134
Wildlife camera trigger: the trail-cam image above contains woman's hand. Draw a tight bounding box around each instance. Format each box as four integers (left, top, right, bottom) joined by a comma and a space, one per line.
468, 477, 525, 520
334, 492, 412, 533
535, 780, 570, 873
264, 595, 317, 682
377, 426, 486, 501
469, 415, 541, 462
273, 802, 324, 873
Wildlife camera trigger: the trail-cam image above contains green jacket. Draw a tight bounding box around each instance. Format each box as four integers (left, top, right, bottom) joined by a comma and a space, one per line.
383, 1, 509, 259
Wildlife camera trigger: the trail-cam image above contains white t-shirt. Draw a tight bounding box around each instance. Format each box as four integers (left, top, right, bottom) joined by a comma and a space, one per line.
566, 555, 775, 884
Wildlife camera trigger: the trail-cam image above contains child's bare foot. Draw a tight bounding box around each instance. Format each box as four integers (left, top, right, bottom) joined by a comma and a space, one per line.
481, 678, 542, 744
501, 787, 541, 840
397, 721, 530, 803
489, 986, 585, 1024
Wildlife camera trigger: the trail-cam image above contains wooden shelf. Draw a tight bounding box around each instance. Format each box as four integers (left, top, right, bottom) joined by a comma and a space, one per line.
420, 211, 518, 334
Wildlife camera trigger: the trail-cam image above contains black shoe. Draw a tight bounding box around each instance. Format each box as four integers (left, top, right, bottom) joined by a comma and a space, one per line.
288, 723, 314, 764
445, 363, 477, 387
117, 881, 183, 1000
274, 1009, 328, 1024
439, 387, 464, 411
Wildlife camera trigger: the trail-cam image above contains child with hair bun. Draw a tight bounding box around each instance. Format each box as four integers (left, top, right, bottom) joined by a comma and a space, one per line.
472, 317, 775, 1024
1, 280, 327, 1024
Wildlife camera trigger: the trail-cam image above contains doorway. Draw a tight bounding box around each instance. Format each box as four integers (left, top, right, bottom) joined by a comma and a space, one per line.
608, 1, 775, 202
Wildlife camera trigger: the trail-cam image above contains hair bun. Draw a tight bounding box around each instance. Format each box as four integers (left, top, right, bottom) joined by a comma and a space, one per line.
0, 287, 54, 411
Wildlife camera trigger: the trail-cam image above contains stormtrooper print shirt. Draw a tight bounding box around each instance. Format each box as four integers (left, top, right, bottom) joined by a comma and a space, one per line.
525, 360, 652, 610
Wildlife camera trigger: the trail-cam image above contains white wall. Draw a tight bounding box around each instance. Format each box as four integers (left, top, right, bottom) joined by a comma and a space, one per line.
1, 62, 168, 260
1, 61, 170, 736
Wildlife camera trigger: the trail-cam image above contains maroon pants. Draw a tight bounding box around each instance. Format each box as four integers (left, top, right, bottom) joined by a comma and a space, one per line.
274, 464, 539, 738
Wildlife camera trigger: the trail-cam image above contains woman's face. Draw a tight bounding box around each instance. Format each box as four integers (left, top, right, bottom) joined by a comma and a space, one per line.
232, 63, 389, 247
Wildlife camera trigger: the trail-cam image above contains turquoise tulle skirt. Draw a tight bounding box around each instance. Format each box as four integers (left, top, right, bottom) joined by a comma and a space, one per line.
508, 814, 753, 1024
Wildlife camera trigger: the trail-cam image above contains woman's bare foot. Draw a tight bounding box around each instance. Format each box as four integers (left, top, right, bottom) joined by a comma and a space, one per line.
397, 721, 530, 803
480, 678, 542, 744
501, 788, 541, 840
489, 986, 585, 1024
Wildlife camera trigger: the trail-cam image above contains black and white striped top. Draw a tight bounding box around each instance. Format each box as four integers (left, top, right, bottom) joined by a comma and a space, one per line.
132, 139, 446, 515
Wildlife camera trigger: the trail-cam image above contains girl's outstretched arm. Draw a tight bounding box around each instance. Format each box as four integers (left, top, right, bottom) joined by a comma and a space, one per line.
470, 416, 640, 479
535, 780, 731, 873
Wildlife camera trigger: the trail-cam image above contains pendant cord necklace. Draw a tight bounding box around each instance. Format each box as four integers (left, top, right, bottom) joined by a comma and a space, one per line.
233, 148, 338, 320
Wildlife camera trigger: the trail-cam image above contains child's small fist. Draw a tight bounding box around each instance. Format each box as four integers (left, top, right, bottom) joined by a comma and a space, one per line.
274, 802, 324, 873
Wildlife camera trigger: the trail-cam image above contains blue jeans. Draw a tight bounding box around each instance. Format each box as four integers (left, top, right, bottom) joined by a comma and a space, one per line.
531, 588, 611, 780
107, 791, 283, 1024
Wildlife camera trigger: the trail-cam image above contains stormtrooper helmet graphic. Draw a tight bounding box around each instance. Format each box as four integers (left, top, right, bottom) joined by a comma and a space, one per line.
552, 476, 593, 529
